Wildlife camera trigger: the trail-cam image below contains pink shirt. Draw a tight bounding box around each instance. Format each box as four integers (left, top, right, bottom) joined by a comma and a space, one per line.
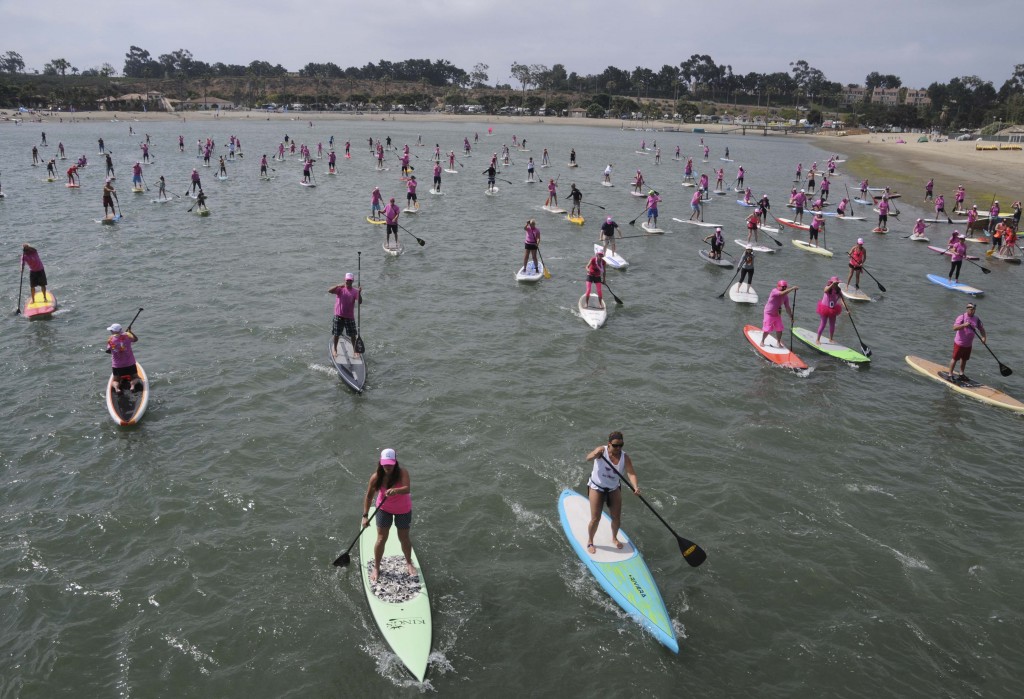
647, 194, 661, 209
384, 203, 400, 224
21, 250, 44, 272
332, 285, 360, 319
763, 288, 791, 316
950, 240, 966, 262
407, 179, 417, 194
954, 313, 983, 346
107, 333, 137, 369
524, 225, 540, 245
548, 182, 557, 195
792, 192, 806, 206
690, 190, 701, 205
377, 484, 412, 515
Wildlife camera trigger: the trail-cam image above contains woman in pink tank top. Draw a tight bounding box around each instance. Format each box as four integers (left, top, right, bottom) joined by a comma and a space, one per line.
361, 448, 415, 583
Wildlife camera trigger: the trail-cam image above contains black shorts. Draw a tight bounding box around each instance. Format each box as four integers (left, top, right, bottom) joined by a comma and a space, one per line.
333, 315, 357, 337
387, 224, 398, 234
375, 509, 412, 529
29, 269, 47, 287
586, 274, 602, 283
112, 363, 138, 379
407, 192, 417, 202
524, 243, 538, 250
795, 205, 804, 215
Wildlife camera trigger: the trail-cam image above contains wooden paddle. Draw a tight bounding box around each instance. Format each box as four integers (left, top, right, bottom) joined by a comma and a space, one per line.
397, 223, 426, 246
598, 454, 707, 568
332, 495, 388, 567
537, 249, 552, 279
355, 251, 365, 354
839, 297, 872, 357
14, 263, 24, 315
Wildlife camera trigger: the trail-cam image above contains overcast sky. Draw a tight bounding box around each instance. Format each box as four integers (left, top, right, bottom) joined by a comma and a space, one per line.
2, 0, 1017, 90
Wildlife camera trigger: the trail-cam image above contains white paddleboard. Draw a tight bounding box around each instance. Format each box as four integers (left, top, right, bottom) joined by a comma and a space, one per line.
577, 293, 607, 329
729, 283, 758, 303
595, 244, 628, 269
734, 239, 773, 253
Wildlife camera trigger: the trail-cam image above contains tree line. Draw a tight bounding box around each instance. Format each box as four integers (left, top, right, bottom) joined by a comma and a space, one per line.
2, 47, 1023, 130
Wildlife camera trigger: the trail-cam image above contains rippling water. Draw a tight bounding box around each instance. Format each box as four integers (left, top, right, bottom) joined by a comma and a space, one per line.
1, 116, 1021, 697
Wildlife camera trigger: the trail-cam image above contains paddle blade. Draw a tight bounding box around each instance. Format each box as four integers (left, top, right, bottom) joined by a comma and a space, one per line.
542, 266, 552, 279
354, 336, 366, 354
1000, 364, 1013, 377
417, 238, 426, 246
862, 344, 873, 358
981, 267, 991, 274
332, 552, 351, 567
679, 538, 707, 567
877, 283, 887, 293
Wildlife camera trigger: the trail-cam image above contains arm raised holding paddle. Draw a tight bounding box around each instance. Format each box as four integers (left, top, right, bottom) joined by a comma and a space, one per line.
584, 432, 639, 555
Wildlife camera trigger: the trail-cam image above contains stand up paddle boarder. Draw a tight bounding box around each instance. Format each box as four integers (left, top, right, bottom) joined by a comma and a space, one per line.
760, 280, 798, 348
847, 238, 867, 288
584, 432, 639, 554
816, 276, 843, 344
948, 303, 985, 382
105, 322, 142, 394
329, 273, 363, 358
20, 244, 47, 303
522, 219, 541, 273
361, 448, 417, 583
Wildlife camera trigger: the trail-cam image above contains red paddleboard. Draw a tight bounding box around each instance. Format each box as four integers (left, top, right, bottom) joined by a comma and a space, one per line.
24, 290, 57, 319
775, 217, 810, 231
743, 325, 808, 370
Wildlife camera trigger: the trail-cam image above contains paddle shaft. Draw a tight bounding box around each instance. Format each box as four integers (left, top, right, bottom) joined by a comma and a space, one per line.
126, 307, 143, 332
629, 205, 649, 226
581, 201, 606, 210
537, 248, 552, 279
839, 297, 872, 357
717, 264, 743, 298
598, 454, 707, 567
599, 275, 623, 305
14, 263, 24, 314
966, 324, 1011, 376
397, 222, 426, 246
332, 496, 388, 566
355, 251, 364, 353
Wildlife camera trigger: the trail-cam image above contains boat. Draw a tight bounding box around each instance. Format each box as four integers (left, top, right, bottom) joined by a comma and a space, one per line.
23, 290, 56, 319
384, 240, 404, 256
151, 197, 174, 204
640, 223, 664, 234
542, 205, 567, 214
595, 244, 628, 269
577, 293, 607, 329
567, 215, 585, 225
923, 218, 967, 224
905, 355, 1024, 414
925, 273, 983, 296
515, 261, 544, 282
443, 168, 457, 174
871, 227, 888, 234
699, 249, 733, 267
792, 328, 870, 363
838, 283, 870, 301
359, 514, 432, 681
792, 239, 833, 257
735, 240, 774, 253
729, 283, 758, 304
557, 490, 678, 653
834, 215, 866, 221
743, 324, 808, 370
329, 337, 366, 393
105, 363, 150, 426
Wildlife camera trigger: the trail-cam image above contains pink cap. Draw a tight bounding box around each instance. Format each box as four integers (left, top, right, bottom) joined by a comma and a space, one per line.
379, 448, 397, 466
857, 238, 864, 244
777, 279, 788, 289
344, 273, 354, 281
606, 217, 613, 223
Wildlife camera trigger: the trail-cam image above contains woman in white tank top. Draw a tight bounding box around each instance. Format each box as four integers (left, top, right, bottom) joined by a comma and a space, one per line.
584, 431, 639, 554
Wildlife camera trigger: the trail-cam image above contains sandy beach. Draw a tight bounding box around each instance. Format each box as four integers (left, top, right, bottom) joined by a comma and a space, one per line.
6, 108, 1020, 205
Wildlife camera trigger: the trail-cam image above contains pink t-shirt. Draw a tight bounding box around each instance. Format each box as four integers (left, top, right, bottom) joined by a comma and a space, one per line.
763, 288, 791, 316
21, 251, 43, 271
108, 333, 137, 369
376, 482, 412, 514
690, 190, 701, 205
332, 285, 360, 319
384, 203, 400, 224
954, 313, 983, 346
407, 179, 417, 194
524, 225, 540, 245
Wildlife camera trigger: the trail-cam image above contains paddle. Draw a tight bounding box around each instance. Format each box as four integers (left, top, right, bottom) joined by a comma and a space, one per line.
537, 249, 552, 279
126, 307, 143, 332
581, 201, 606, 210
598, 454, 707, 567
601, 277, 623, 305
397, 223, 426, 246
499, 178, 514, 185
839, 297, 872, 357
355, 251, 365, 353
858, 265, 887, 292
789, 291, 796, 351
141, 173, 150, 191
717, 264, 742, 298
14, 263, 24, 314
617, 234, 655, 240
332, 495, 388, 567
114, 194, 122, 219
968, 327, 1013, 376
628, 205, 649, 227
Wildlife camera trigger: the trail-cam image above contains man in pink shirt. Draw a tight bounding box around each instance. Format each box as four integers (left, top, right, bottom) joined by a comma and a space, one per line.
106, 323, 142, 394
384, 197, 401, 247
948, 302, 985, 382
329, 273, 363, 357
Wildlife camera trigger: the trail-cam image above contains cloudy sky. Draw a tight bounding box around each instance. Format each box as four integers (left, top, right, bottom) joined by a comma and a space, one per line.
2, 0, 1016, 89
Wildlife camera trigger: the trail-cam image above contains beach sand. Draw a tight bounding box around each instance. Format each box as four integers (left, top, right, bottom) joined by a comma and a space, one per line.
7, 109, 1020, 205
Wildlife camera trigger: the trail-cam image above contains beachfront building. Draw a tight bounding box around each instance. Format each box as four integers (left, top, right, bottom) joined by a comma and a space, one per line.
840, 85, 931, 107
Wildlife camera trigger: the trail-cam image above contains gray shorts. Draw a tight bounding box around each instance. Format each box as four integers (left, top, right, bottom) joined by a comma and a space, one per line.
375, 509, 412, 529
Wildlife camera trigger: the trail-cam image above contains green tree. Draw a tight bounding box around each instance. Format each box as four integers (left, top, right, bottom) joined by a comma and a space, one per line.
0, 50, 25, 73
586, 103, 604, 118
471, 62, 489, 87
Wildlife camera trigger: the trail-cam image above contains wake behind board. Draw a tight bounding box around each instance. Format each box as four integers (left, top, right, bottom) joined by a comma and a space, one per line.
557, 490, 678, 653
792, 327, 870, 363
329, 336, 366, 393
23, 290, 57, 319
743, 324, 808, 370
359, 512, 432, 681
926, 273, 983, 296
905, 355, 1024, 414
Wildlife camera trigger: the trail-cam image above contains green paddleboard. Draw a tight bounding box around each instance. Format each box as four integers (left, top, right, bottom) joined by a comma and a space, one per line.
792, 327, 870, 363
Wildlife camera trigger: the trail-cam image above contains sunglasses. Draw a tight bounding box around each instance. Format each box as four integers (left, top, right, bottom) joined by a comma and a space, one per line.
609, 442, 624, 448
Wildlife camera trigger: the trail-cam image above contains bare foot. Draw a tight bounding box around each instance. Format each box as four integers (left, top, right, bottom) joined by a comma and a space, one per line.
613, 539, 624, 550
586, 543, 596, 554
369, 566, 379, 584
406, 562, 417, 577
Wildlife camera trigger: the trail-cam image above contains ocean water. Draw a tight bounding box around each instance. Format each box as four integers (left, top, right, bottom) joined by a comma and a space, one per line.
1, 116, 1022, 698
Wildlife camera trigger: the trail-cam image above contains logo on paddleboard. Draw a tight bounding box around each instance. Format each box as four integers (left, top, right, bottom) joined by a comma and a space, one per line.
629, 574, 647, 598
386, 616, 426, 630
